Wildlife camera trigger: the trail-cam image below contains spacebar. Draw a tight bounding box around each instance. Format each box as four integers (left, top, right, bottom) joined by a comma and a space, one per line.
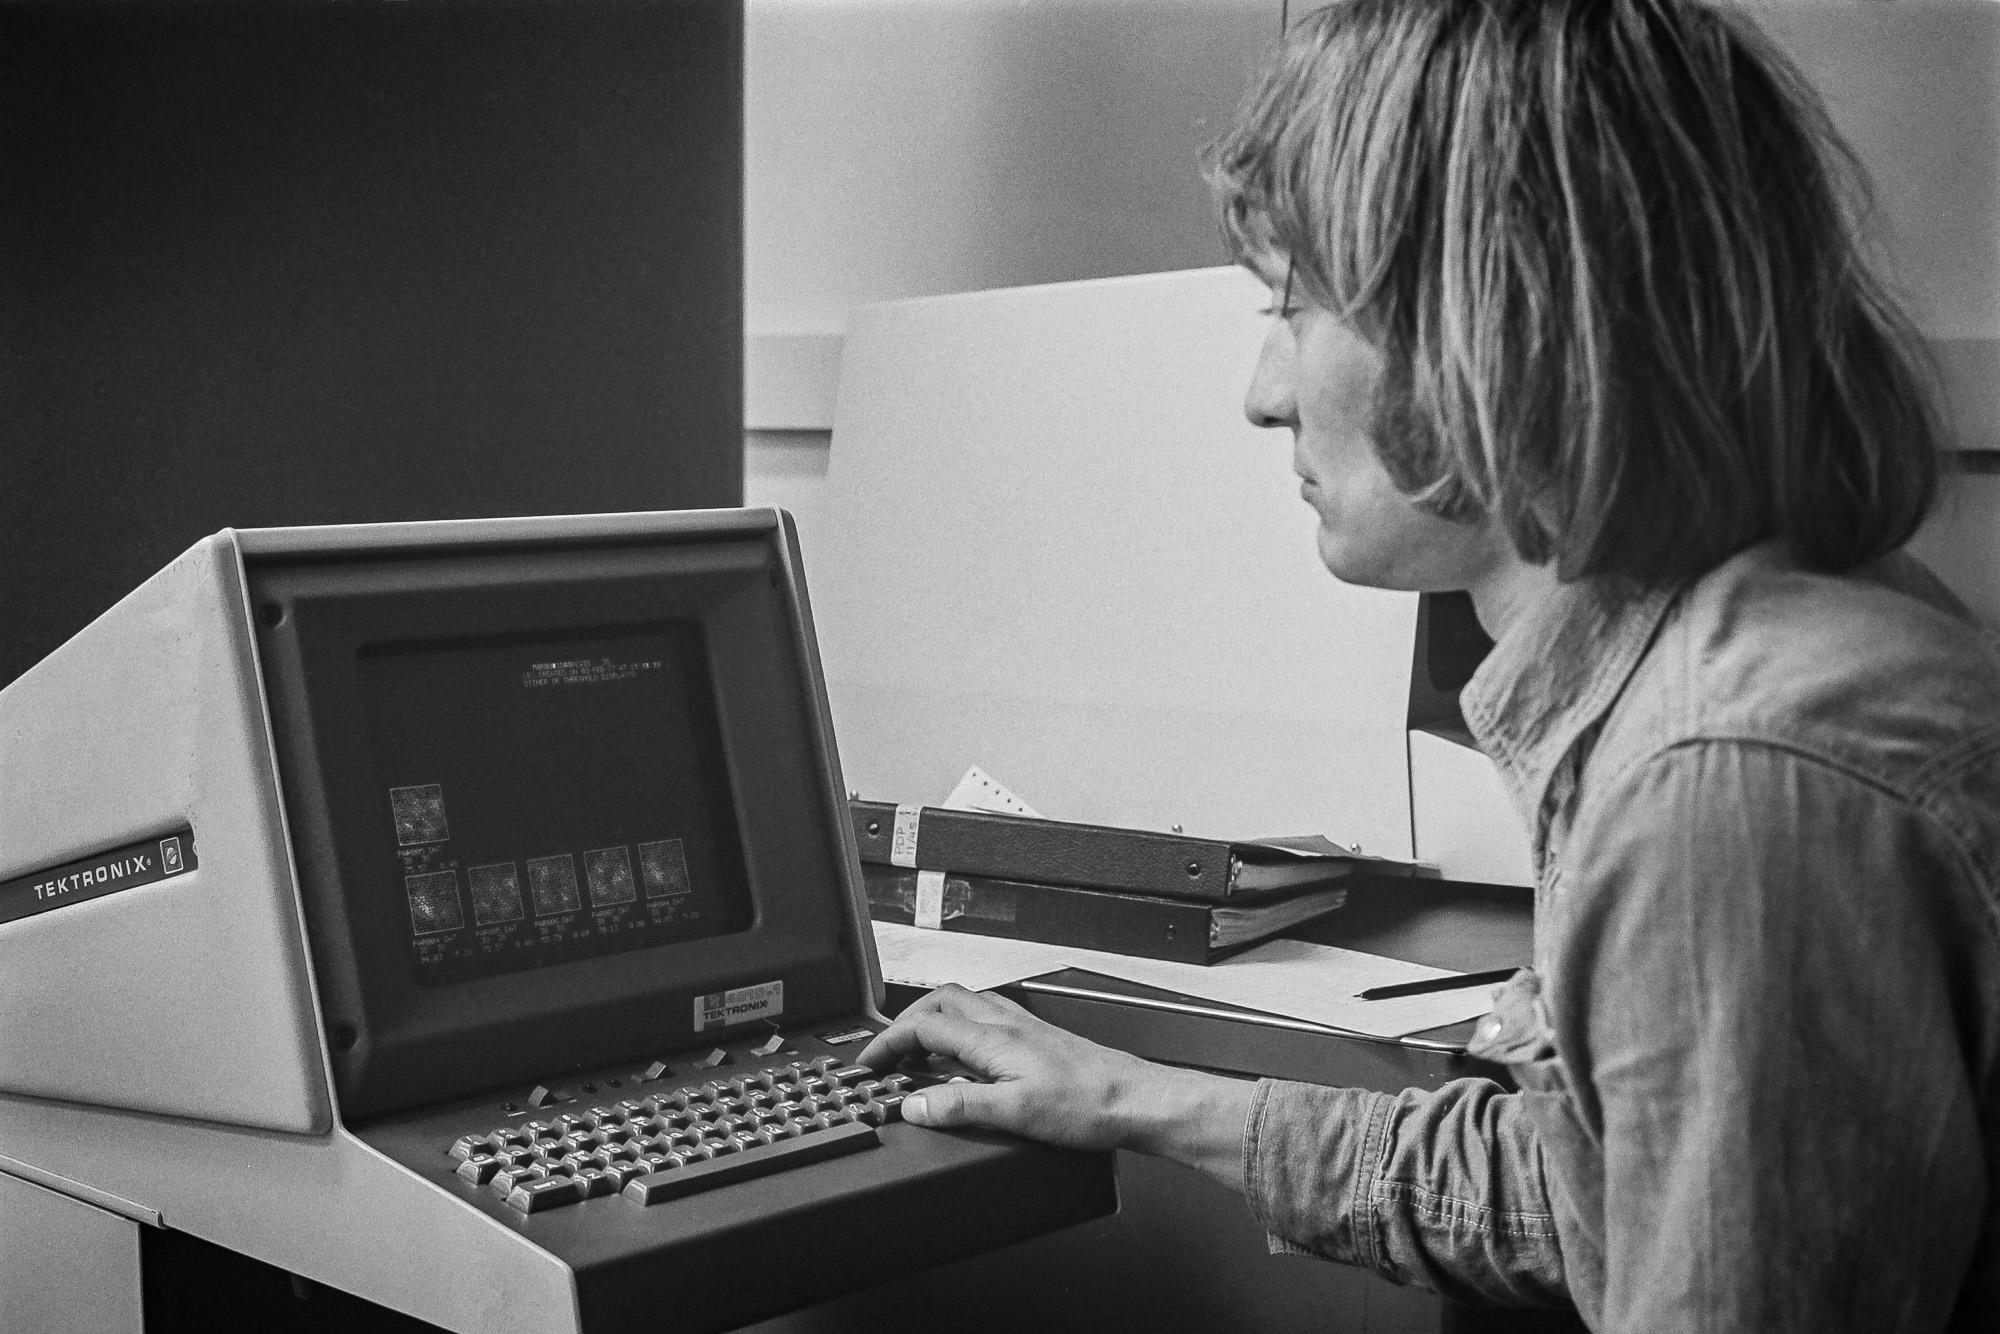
621, 1123, 881, 1206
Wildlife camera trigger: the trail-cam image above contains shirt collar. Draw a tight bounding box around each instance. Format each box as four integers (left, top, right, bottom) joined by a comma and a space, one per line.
1459, 572, 1679, 839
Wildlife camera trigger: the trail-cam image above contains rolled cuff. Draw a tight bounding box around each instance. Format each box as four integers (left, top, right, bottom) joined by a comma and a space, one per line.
1242, 1077, 1397, 1269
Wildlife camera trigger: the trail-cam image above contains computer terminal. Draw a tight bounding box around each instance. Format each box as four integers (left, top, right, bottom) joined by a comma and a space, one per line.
0, 509, 1114, 1333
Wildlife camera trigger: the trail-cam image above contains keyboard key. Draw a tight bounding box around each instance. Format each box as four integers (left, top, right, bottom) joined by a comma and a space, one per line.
622, 1122, 879, 1206
491, 1166, 546, 1194
575, 1168, 620, 1200
508, 1176, 587, 1213
456, 1155, 500, 1185
829, 1065, 872, 1085
853, 1096, 903, 1127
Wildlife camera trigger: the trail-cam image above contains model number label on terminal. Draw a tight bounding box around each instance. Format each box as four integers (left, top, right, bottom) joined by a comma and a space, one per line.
694, 980, 784, 1032
0, 830, 198, 927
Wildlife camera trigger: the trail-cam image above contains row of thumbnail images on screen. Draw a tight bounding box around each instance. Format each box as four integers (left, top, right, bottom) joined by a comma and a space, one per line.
404, 841, 692, 936
388, 783, 693, 935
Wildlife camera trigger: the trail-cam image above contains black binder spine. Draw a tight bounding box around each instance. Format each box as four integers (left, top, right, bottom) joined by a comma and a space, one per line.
849, 800, 1241, 901
862, 865, 1218, 964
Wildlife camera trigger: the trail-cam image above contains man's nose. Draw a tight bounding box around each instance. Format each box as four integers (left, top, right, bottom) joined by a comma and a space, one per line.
1243, 321, 1294, 430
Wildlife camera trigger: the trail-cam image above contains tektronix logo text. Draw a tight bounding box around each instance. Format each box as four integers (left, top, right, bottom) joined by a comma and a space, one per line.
33, 852, 153, 902
1, 833, 195, 928
32, 840, 183, 902
693, 980, 784, 1033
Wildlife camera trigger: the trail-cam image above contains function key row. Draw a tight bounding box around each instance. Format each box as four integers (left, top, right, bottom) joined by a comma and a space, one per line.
516, 1032, 828, 1120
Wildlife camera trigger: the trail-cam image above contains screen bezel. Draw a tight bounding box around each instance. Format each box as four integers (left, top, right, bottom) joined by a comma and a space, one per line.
251, 536, 866, 1122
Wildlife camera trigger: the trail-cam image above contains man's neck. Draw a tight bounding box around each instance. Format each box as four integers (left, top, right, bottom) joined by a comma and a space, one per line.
1466, 555, 1563, 643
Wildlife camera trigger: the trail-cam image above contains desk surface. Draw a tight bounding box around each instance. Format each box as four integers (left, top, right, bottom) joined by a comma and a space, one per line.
749, 874, 1571, 1334
995, 874, 1532, 1090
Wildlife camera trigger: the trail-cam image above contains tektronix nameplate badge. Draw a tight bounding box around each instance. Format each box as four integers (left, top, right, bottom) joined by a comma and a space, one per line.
0, 831, 198, 927
694, 980, 783, 1032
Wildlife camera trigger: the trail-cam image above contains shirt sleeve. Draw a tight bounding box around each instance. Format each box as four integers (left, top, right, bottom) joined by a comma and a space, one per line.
1242, 1074, 1571, 1307
1557, 740, 1987, 1333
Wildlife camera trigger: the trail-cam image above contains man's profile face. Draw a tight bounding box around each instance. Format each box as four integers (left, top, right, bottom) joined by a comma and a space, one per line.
1242, 259, 1509, 594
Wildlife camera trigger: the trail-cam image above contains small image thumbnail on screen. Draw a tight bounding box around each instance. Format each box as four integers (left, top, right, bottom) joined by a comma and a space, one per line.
390, 784, 450, 846
359, 624, 754, 986
585, 846, 637, 905
640, 838, 691, 898
405, 869, 464, 935
527, 854, 582, 915
468, 862, 525, 925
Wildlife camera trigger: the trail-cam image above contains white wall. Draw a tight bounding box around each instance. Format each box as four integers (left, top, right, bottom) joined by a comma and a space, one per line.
745, 0, 2000, 620
745, 0, 1280, 433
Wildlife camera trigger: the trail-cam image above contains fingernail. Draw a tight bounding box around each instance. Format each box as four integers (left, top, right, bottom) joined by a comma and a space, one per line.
902, 1093, 929, 1125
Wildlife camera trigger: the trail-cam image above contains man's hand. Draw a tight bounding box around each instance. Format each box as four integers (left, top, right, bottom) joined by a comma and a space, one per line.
857, 984, 1256, 1191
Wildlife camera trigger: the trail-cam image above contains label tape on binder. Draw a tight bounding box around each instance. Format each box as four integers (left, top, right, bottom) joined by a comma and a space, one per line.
913, 870, 946, 930
891, 804, 923, 868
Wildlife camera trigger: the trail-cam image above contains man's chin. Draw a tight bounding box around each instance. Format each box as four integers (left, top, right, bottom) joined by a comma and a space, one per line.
1315, 528, 1396, 590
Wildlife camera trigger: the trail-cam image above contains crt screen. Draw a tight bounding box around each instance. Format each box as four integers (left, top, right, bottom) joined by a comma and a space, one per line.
356, 625, 752, 986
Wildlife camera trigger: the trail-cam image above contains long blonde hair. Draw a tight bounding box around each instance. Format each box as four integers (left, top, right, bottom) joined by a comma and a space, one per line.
1208, 0, 1942, 586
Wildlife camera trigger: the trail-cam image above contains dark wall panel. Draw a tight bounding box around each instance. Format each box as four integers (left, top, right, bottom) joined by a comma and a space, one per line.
0, 0, 743, 687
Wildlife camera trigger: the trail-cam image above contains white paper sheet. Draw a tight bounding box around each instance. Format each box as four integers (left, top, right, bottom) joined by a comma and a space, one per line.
872, 923, 1080, 993
871, 922, 1504, 1039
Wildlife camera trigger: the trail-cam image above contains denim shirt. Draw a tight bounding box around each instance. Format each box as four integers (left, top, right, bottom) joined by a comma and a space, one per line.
1242, 542, 2000, 1331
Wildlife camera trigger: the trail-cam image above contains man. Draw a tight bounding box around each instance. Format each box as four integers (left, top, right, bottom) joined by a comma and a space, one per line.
858, 1, 2000, 1328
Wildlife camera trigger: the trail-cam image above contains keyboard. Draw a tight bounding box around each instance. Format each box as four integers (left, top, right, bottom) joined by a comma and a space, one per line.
446, 1056, 926, 1214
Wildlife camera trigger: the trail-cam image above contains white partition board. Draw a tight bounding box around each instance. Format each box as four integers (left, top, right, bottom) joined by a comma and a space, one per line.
805, 268, 1416, 854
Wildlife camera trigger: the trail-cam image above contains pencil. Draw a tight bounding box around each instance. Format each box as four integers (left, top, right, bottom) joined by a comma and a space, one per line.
1354, 966, 1520, 1001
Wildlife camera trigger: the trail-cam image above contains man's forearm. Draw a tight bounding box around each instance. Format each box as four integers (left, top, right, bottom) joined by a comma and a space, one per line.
1113, 1064, 1258, 1193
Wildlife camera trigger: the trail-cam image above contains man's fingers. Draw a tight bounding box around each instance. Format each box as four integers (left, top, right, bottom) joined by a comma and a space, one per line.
858, 985, 1007, 1071
902, 1078, 1008, 1130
